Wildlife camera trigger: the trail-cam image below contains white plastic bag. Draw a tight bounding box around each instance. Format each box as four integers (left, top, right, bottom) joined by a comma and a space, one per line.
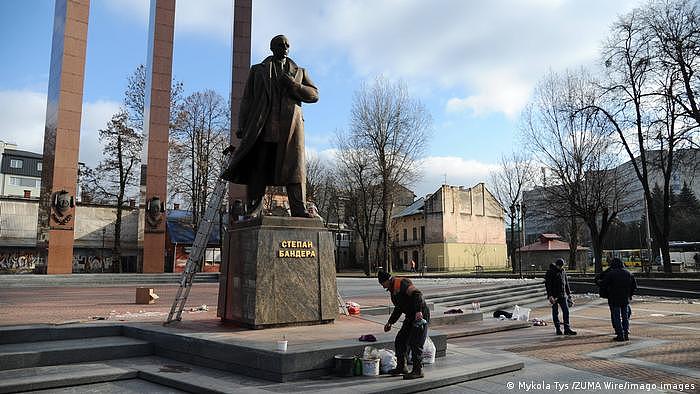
378, 349, 397, 373
363, 346, 380, 360
511, 305, 531, 321
407, 336, 436, 364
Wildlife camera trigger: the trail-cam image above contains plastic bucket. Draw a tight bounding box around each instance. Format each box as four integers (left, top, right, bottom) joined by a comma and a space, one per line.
362, 358, 380, 376
276, 340, 287, 352
333, 355, 355, 377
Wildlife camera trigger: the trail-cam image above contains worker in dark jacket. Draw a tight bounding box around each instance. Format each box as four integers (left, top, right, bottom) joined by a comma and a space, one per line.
544, 258, 577, 336
378, 270, 430, 380
601, 258, 637, 341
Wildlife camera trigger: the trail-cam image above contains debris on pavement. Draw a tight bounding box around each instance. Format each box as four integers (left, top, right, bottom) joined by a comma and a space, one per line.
188, 304, 209, 312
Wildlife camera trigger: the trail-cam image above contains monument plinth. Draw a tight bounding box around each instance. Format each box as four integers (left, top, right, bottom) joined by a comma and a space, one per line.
218, 216, 337, 328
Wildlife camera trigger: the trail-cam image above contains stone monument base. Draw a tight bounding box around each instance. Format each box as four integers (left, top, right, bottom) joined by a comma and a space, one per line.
218, 216, 337, 329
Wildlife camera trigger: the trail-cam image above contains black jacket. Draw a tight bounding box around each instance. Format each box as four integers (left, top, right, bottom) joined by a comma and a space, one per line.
601, 264, 637, 306
545, 263, 570, 299
387, 278, 431, 325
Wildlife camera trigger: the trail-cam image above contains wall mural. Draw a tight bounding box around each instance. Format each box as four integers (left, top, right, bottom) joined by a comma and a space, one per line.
0, 250, 38, 273
72, 254, 114, 273
0, 249, 115, 274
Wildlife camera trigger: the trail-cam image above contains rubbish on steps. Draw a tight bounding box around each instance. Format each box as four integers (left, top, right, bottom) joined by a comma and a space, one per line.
188, 304, 208, 312
359, 334, 377, 342
531, 318, 547, 326
444, 308, 464, 314
493, 310, 512, 319
346, 301, 360, 315
378, 349, 397, 374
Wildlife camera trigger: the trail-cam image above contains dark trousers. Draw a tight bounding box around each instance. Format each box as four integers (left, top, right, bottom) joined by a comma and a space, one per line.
551, 297, 571, 329
247, 142, 306, 216
609, 304, 630, 337
395, 320, 428, 366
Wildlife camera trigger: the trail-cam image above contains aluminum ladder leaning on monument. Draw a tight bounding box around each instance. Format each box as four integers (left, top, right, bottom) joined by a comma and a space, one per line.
164, 148, 234, 324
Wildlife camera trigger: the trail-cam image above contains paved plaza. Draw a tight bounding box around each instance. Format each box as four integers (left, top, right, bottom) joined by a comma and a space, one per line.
0, 278, 698, 392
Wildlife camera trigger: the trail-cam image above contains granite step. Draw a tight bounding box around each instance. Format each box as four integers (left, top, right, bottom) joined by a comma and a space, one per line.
0, 336, 153, 371
0, 363, 137, 394
435, 292, 546, 318
425, 282, 543, 304
432, 319, 531, 339
436, 286, 545, 308
0, 273, 219, 288
0, 323, 121, 345
101, 349, 523, 394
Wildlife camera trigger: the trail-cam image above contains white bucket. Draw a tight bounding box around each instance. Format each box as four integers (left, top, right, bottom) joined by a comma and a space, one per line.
362, 358, 380, 376
276, 340, 288, 352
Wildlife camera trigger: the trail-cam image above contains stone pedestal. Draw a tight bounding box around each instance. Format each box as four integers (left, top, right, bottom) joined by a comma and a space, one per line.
218, 216, 337, 328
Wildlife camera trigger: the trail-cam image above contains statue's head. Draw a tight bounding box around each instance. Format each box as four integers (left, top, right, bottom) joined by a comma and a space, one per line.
270, 35, 290, 60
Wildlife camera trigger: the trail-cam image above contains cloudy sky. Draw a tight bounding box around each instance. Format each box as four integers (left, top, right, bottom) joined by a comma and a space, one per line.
0, 0, 642, 196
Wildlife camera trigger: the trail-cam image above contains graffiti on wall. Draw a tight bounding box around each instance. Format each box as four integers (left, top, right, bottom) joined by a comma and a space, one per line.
72, 254, 114, 273
0, 250, 39, 273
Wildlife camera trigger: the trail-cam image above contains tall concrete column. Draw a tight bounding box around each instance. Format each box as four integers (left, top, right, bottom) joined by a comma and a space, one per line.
36, 0, 90, 274
141, 0, 175, 273
219, 0, 251, 319
227, 0, 251, 209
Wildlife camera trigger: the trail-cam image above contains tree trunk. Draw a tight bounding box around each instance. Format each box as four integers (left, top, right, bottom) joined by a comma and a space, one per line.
589, 229, 603, 274
568, 216, 578, 270
113, 203, 123, 273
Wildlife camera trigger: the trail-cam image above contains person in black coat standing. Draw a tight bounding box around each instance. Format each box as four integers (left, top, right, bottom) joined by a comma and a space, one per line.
601, 258, 637, 341
545, 258, 577, 336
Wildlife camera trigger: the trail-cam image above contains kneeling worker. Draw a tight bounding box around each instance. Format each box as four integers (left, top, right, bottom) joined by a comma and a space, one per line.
378, 270, 430, 379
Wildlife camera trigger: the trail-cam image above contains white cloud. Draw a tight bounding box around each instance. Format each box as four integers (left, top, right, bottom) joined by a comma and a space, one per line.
414, 156, 499, 197
0, 89, 119, 168
0, 90, 46, 153
103, 0, 643, 119
79, 100, 122, 167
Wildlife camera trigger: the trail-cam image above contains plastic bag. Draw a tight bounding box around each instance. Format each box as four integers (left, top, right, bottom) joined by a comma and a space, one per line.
378, 349, 397, 373
363, 346, 380, 360
407, 336, 436, 364
346, 301, 361, 315
511, 305, 531, 321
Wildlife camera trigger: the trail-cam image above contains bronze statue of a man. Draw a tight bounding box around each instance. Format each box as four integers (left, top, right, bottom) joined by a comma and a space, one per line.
222, 35, 319, 218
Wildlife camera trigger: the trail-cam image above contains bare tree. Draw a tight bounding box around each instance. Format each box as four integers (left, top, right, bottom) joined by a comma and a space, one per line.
81, 111, 141, 272
523, 70, 632, 273
334, 130, 383, 276
489, 152, 534, 272
123, 64, 183, 132
171, 90, 229, 230
349, 77, 432, 272
584, 0, 699, 271
305, 153, 335, 222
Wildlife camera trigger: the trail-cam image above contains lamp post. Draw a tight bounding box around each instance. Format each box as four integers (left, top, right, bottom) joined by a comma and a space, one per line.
520, 203, 527, 278
509, 204, 516, 272
101, 228, 106, 273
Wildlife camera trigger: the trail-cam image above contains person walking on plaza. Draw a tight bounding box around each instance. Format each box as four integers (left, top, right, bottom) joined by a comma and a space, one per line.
545, 258, 577, 336
378, 270, 430, 379
601, 258, 637, 341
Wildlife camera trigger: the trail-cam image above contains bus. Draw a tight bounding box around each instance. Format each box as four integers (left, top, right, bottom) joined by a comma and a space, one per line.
602, 249, 648, 268
669, 241, 700, 267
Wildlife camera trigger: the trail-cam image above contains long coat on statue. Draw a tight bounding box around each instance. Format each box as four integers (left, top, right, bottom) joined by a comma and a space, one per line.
221, 56, 319, 188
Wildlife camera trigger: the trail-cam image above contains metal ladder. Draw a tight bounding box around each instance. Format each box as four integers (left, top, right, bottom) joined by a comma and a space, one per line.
165, 150, 233, 324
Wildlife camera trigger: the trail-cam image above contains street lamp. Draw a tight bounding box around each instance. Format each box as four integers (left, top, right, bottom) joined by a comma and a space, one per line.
101, 227, 106, 273
509, 204, 516, 271
520, 203, 527, 279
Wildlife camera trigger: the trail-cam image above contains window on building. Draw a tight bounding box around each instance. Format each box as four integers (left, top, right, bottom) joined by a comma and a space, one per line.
403, 228, 407, 241
412, 227, 417, 240
37, 162, 42, 172
10, 159, 23, 169
9, 177, 39, 187
421, 226, 425, 242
